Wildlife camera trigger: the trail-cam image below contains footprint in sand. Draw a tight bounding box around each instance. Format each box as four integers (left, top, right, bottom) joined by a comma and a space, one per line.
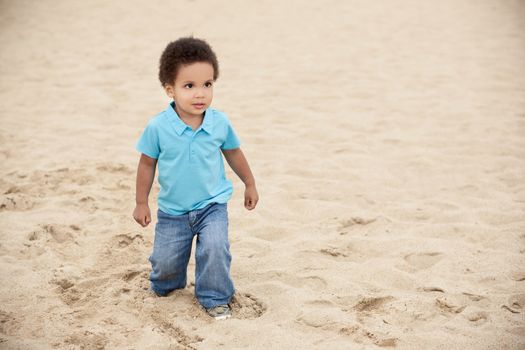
120, 268, 148, 282
340, 217, 377, 229
54, 276, 112, 307
435, 297, 466, 314
111, 233, 144, 248
352, 296, 395, 313
150, 312, 204, 346
23, 224, 81, 248
117, 269, 151, 295
465, 311, 489, 325
63, 330, 109, 350
52, 278, 82, 306
78, 195, 98, 212
18, 225, 83, 260
402, 252, 443, 271
296, 309, 343, 331
295, 293, 399, 348
301, 276, 328, 290
35, 167, 94, 189
46, 224, 76, 243
296, 244, 371, 263
298, 308, 399, 348
99, 234, 147, 267
230, 292, 266, 319
510, 271, 525, 281
51, 264, 110, 307
0, 193, 36, 211
271, 270, 328, 291
502, 293, 525, 314
339, 324, 400, 348
0, 310, 22, 336
361, 329, 399, 348
39, 224, 82, 244
462, 292, 488, 302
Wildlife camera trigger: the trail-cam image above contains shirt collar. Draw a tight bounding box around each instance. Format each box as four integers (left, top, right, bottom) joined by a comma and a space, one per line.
166, 101, 213, 136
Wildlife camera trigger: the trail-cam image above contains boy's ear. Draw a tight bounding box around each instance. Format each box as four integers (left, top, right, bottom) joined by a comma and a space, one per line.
164, 84, 175, 98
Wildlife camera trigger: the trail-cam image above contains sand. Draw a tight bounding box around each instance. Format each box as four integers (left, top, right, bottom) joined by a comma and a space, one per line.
1, 0, 524, 349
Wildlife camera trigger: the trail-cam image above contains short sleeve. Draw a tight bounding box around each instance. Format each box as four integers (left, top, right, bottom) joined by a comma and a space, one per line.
221, 118, 241, 150
136, 121, 160, 159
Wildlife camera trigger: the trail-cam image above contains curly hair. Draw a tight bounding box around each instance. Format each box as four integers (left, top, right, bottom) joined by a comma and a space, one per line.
158, 37, 219, 87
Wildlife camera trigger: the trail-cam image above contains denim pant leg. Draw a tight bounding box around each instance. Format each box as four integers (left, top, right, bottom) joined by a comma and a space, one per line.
148, 209, 194, 296
192, 203, 235, 308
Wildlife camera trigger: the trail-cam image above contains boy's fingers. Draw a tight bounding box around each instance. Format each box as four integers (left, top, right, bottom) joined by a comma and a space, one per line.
245, 198, 255, 210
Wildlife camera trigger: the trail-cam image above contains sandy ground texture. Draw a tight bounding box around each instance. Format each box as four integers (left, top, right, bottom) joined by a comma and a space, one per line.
1, 0, 524, 349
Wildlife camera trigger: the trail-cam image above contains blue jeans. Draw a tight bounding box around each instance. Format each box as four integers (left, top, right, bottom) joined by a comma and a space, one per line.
148, 202, 235, 308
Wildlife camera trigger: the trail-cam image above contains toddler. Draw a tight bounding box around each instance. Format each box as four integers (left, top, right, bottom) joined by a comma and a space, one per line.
133, 37, 258, 320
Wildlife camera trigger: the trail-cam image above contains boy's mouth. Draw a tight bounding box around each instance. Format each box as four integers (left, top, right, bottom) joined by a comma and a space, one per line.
193, 103, 206, 109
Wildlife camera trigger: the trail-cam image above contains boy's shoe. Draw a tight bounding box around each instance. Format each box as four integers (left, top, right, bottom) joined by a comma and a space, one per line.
206, 304, 232, 320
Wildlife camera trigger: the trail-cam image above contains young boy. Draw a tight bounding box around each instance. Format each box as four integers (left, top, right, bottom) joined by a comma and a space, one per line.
133, 37, 258, 320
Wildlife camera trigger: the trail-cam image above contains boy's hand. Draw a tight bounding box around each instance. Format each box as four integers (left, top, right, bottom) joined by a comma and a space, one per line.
133, 204, 152, 227
244, 185, 259, 210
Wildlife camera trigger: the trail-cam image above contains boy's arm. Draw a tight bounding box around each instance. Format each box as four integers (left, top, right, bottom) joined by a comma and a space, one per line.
222, 148, 259, 210
133, 153, 157, 226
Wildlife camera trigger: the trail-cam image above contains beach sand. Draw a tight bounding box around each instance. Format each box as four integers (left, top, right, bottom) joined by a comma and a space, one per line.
0, 0, 524, 349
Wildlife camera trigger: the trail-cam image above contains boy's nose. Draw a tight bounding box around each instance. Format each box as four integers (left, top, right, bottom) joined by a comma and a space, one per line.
194, 88, 205, 97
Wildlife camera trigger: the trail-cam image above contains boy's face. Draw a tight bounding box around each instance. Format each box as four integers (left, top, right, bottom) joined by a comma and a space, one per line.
164, 61, 214, 120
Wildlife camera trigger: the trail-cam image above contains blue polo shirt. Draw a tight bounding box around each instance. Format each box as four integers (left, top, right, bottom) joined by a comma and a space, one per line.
136, 101, 240, 215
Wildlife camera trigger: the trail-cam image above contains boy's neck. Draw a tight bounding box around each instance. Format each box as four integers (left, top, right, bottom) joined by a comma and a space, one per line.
174, 104, 204, 130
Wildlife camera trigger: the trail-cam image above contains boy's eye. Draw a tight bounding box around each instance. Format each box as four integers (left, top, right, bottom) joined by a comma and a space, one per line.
184, 83, 193, 88
205, 82, 213, 87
